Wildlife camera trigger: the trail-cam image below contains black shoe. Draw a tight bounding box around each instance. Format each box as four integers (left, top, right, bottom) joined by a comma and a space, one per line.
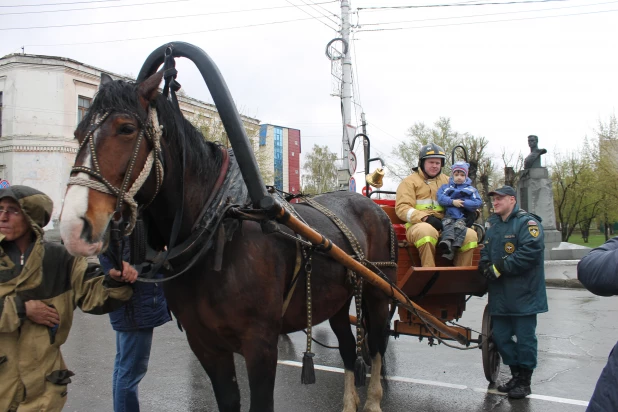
497, 365, 520, 393
508, 368, 532, 399
438, 240, 451, 252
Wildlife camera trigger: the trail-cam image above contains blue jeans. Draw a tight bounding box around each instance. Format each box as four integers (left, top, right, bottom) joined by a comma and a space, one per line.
113, 329, 154, 412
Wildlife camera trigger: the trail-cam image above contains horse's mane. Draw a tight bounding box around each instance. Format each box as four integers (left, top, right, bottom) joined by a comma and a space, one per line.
78, 79, 223, 179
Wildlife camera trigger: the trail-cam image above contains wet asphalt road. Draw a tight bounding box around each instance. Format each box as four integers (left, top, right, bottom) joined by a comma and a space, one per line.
61, 287, 616, 412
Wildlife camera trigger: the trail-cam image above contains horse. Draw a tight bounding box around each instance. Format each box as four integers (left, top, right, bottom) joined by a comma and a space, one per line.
59, 68, 397, 412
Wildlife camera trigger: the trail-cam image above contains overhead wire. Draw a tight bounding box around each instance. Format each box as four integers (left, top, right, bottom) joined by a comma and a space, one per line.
284, 0, 339, 32
358, 0, 571, 11
0, 0, 124, 7
0, 0, 190, 15
357, 0, 618, 27
23, 16, 319, 47
296, 0, 340, 27
2, 1, 339, 31
355, 7, 618, 32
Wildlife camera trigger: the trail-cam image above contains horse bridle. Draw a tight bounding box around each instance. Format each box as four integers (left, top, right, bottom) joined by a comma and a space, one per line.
68, 106, 165, 235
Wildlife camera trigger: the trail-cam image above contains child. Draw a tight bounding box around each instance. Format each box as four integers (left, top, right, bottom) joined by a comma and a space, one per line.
436, 161, 483, 260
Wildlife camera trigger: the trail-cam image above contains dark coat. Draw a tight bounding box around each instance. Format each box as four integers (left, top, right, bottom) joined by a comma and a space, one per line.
577, 237, 618, 411
480, 205, 548, 316
99, 246, 170, 332
437, 177, 483, 219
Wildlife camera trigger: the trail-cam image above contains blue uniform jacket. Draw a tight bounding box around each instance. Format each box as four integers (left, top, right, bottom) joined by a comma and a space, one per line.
437, 177, 483, 219
577, 238, 618, 412
480, 205, 548, 316
99, 245, 171, 332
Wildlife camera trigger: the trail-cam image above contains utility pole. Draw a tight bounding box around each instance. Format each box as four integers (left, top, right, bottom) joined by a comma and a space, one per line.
338, 0, 353, 191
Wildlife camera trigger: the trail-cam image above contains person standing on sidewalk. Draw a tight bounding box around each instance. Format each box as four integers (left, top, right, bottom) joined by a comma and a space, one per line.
478, 186, 548, 399
99, 242, 171, 412
577, 237, 618, 412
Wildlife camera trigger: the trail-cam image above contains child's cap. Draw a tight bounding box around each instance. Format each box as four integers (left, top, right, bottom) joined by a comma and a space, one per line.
452, 161, 469, 178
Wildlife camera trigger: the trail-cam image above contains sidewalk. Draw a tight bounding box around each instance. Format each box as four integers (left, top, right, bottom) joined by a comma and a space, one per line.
544, 259, 583, 289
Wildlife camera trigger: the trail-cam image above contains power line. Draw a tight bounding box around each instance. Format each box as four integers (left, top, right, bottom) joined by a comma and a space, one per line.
284, 0, 339, 32
0, 0, 337, 16
2, 2, 339, 31
0, 0, 190, 16
359, 0, 618, 26
1, 0, 124, 7
356, 7, 618, 32
358, 0, 571, 11
299, 0, 340, 27
23, 16, 319, 47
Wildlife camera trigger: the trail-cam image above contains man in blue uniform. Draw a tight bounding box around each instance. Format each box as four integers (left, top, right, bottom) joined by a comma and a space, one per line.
479, 186, 548, 399
577, 238, 618, 411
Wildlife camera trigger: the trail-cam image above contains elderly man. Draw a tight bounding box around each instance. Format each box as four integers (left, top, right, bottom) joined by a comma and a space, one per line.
395, 143, 478, 267
479, 185, 547, 399
0, 185, 137, 411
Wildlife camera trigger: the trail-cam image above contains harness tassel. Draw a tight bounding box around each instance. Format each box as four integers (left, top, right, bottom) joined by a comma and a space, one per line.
354, 356, 367, 387
354, 275, 367, 387
301, 352, 316, 385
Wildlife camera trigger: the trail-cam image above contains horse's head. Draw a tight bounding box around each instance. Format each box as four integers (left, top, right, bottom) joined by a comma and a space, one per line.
60, 71, 165, 257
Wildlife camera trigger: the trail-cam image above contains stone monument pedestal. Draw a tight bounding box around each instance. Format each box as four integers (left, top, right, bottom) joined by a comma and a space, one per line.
517, 168, 561, 259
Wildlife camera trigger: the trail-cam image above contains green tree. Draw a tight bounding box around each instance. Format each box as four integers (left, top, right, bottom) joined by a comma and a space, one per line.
302, 144, 338, 194
593, 114, 618, 240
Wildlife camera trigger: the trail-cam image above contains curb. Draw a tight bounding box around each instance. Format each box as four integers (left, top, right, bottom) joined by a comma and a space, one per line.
546, 278, 584, 289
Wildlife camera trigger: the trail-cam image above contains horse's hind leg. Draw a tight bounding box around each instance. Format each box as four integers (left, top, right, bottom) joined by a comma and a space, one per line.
362, 286, 392, 412
328, 298, 361, 412
187, 335, 241, 412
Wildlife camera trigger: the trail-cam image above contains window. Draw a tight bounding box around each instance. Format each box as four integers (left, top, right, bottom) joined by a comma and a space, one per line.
259, 124, 268, 146
295, 140, 298, 146
295, 170, 299, 174
0, 92, 3, 137
291, 152, 295, 156
77, 96, 92, 124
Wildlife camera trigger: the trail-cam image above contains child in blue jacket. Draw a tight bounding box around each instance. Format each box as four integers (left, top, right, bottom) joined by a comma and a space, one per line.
436, 161, 482, 260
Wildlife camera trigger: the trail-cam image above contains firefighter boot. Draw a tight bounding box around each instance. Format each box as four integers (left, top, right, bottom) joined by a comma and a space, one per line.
497, 365, 520, 393
508, 367, 532, 399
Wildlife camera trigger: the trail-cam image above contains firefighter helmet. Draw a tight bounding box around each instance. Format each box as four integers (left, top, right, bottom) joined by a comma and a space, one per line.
419, 143, 446, 167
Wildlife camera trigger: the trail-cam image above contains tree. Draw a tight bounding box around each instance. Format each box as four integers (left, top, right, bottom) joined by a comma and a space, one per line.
189, 113, 273, 184
302, 144, 338, 194
593, 114, 618, 240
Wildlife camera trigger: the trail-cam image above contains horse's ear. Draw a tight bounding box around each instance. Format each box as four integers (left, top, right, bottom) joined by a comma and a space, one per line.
137, 70, 165, 106
100, 73, 114, 89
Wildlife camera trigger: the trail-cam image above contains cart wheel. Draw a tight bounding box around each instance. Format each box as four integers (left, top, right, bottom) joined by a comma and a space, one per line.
481, 304, 501, 383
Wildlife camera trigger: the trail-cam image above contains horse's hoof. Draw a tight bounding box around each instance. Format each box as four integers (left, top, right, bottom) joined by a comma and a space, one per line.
362, 403, 382, 412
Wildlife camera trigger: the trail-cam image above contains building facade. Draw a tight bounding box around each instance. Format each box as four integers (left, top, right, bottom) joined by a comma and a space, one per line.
258, 124, 301, 194
0, 53, 260, 227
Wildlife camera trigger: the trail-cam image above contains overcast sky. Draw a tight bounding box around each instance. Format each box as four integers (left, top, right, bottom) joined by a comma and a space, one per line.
2, 0, 617, 190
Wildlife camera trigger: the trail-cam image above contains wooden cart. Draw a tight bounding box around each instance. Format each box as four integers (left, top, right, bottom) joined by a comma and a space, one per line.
373, 198, 501, 383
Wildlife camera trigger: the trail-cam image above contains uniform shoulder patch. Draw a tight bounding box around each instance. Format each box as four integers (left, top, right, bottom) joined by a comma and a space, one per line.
528, 220, 537, 225
528, 226, 540, 237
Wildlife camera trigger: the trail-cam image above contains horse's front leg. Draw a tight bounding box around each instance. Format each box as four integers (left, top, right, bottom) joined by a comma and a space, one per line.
187, 335, 241, 412
242, 330, 280, 412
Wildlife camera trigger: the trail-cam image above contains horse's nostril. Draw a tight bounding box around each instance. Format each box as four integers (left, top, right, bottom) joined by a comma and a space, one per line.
80, 217, 93, 242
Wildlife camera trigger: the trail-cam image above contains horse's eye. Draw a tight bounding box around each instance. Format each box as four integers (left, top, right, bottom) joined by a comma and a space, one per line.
119, 125, 136, 135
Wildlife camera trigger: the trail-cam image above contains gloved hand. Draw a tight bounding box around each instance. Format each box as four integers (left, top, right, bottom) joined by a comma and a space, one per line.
464, 210, 477, 228
477, 261, 490, 276
424, 216, 443, 231
483, 264, 502, 281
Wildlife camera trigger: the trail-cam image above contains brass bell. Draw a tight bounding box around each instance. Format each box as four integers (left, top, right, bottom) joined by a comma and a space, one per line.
366, 168, 385, 188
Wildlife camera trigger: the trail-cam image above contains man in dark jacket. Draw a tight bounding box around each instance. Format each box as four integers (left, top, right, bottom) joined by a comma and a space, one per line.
577, 238, 618, 412
0, 185, 137, 411
99, 243, 171, 412
479, 186, 548, 399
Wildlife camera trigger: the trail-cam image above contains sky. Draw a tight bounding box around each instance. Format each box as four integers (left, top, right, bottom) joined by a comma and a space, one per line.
2, 0, 618, 192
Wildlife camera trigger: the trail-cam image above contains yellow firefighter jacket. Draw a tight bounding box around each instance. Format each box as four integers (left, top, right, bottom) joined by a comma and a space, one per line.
0, 227, 132, 410
395, 169, 449, 226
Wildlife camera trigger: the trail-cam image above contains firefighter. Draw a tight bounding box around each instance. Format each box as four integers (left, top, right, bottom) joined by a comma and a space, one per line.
395, 143, 478, 267
479, 186, 548, 399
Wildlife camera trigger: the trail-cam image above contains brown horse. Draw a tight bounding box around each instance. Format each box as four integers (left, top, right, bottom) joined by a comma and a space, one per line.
59, 69, 397, 412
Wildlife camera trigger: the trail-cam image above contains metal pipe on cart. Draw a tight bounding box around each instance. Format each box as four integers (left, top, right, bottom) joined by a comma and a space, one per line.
274, 203, 470, 347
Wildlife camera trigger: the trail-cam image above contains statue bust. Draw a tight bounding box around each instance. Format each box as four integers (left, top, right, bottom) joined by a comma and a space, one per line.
523, 135, 547, 169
